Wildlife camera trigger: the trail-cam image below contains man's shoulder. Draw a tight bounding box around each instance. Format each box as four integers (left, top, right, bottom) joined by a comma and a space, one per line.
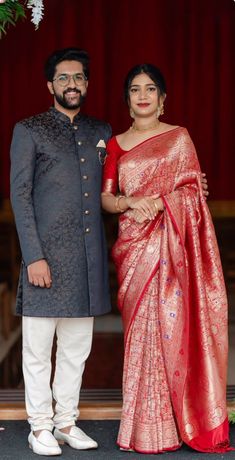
81, 115, 112, 141
82, 114, 110, 129
15, 110, 52, 130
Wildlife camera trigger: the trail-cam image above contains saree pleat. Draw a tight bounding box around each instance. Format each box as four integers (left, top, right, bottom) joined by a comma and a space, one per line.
103, 128, 232, 453
117, 272, 181, 453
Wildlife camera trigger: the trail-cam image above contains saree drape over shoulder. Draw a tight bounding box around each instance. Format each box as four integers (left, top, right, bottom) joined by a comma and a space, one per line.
102, 127, 231, 454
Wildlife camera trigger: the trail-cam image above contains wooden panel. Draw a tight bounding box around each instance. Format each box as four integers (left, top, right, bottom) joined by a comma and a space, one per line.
0, 401, 234, 421
208, 200, 235, 218
0, 200, 21, 295
0, 402, 122, 420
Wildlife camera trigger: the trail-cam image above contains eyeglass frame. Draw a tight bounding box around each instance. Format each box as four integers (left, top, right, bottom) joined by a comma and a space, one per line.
52, 72, 88, 87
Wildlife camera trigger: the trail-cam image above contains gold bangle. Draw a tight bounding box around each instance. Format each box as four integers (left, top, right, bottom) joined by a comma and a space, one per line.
115, 195, 126, 213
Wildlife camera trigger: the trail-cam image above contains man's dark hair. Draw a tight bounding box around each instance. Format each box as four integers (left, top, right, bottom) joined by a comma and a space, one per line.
124, 63, 166, 103
44, 47, 90, 82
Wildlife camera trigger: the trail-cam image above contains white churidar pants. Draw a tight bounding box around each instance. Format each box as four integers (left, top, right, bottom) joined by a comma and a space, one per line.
22, 316, 94, 432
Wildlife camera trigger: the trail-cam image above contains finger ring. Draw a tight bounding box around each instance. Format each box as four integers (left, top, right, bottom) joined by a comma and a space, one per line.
154, 202, 159, 212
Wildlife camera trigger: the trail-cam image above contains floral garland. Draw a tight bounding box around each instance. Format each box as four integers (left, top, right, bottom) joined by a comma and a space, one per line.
0, 0, 44, 37
27, 0, 44, 28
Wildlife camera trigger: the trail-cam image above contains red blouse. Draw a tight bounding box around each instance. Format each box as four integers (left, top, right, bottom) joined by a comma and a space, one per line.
102, 136, 126, 195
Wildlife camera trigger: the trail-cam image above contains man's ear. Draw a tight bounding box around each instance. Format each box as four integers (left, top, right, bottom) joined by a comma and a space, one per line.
47, 81, 54, 95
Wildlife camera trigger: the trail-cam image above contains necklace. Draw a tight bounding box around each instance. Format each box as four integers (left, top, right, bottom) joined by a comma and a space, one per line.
130, 120, 160, 133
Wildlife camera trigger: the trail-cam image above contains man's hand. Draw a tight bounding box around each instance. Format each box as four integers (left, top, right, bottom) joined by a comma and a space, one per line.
27, 259, 52, 288
201, 173, 209, 198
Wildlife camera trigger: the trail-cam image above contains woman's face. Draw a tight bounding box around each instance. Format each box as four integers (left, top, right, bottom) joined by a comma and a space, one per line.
128, 72, 162, 118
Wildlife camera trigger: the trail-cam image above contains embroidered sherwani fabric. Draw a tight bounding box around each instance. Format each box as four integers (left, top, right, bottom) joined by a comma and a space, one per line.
10, 107, 111, 317
102, 127, 231, 453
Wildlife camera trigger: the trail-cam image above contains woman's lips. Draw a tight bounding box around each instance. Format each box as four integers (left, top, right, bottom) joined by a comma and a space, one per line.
137, 103, 150, 107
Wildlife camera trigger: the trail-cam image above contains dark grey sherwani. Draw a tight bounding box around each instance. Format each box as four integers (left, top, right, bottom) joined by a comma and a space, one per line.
10, 107, 112, 317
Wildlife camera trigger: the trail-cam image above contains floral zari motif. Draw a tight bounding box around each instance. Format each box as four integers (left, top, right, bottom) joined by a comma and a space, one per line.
103, 127, 231, 453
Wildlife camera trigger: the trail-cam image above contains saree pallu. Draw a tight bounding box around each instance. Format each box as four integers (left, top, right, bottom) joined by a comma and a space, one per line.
103, 128, 231, 454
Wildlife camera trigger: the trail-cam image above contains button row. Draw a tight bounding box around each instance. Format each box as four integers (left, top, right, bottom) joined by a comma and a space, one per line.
78, 146, 89, 232
75, 139, 90, 229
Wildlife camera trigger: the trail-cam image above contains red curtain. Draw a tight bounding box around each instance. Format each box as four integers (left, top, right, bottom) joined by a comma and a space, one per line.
0, 0, 234, 199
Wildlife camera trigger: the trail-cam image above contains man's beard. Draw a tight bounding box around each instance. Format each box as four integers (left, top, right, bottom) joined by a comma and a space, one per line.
54, 87, 87, 110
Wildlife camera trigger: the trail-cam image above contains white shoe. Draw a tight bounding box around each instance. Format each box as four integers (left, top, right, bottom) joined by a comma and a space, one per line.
28, 430, 62, 456
54, 426, 98, 450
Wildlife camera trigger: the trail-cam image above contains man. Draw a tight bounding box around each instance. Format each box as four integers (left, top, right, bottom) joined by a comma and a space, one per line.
10, 48, 111, 456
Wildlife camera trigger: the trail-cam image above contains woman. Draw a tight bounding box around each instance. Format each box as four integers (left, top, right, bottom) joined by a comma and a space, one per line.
101, 64, 232, 454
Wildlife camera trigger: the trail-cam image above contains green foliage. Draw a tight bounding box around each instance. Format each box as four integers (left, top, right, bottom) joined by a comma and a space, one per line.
0, 0, 26, 38
228, 410, 235, 424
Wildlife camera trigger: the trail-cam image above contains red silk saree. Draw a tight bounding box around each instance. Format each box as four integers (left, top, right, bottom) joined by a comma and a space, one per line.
102, 127, 231, 454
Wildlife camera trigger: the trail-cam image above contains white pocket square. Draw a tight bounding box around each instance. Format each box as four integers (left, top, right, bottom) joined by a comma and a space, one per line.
96, 139, 106, 148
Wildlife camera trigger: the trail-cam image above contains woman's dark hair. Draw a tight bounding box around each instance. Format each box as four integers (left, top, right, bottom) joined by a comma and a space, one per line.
124, 64, 166, 102
44, 47, 90, 82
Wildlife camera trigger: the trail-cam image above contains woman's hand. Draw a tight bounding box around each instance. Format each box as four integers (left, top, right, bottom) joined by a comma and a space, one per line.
132, 209, 149, 223
126, 196, 159, 220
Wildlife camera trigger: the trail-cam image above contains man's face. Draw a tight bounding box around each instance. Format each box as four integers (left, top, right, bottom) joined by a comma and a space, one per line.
47, 60, 88, 111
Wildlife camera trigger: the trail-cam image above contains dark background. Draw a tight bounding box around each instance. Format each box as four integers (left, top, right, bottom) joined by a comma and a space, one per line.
0, 0, 234, 199
0, 0, 235, 393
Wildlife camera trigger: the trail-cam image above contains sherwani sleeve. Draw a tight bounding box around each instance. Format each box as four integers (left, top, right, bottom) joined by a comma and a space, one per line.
10, 123, 45, 266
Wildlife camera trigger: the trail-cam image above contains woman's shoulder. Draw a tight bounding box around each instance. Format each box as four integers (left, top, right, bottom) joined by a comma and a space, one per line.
106, 135, 123, 155
107, 135, 119, 148
158, 122, 186, 135
160, 123, 191, 139
160, 122, 179, 130
107, 130, 130, 151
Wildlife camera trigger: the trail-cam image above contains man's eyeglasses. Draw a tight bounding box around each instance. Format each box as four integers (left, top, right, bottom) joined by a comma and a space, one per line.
53, 73, 87, 87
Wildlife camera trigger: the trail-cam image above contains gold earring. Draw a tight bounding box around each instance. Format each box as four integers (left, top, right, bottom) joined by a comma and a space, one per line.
129, 108, 135, 119
156, 104, 164, 119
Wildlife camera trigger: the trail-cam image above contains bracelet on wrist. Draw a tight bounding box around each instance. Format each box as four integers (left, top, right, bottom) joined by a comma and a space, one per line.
115, 195, 126, 213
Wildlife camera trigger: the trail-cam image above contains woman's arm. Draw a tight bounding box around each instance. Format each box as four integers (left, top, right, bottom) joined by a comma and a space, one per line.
101, 192, 164, 221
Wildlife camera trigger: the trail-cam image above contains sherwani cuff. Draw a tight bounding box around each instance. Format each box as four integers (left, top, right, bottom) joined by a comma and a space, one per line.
23, 250, 45, 267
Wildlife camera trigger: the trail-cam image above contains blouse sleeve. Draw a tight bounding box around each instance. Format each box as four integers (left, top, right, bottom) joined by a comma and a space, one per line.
102, 137, 120, 195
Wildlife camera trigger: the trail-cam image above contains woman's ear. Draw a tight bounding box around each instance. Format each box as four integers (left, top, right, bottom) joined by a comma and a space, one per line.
160, 93, 167, 105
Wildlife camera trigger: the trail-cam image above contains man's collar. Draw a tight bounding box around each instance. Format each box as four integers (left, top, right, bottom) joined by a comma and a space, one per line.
49, 106, 82, 124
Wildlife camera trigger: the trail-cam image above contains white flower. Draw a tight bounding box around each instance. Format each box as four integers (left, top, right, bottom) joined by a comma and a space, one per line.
27, 0, 44, 30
